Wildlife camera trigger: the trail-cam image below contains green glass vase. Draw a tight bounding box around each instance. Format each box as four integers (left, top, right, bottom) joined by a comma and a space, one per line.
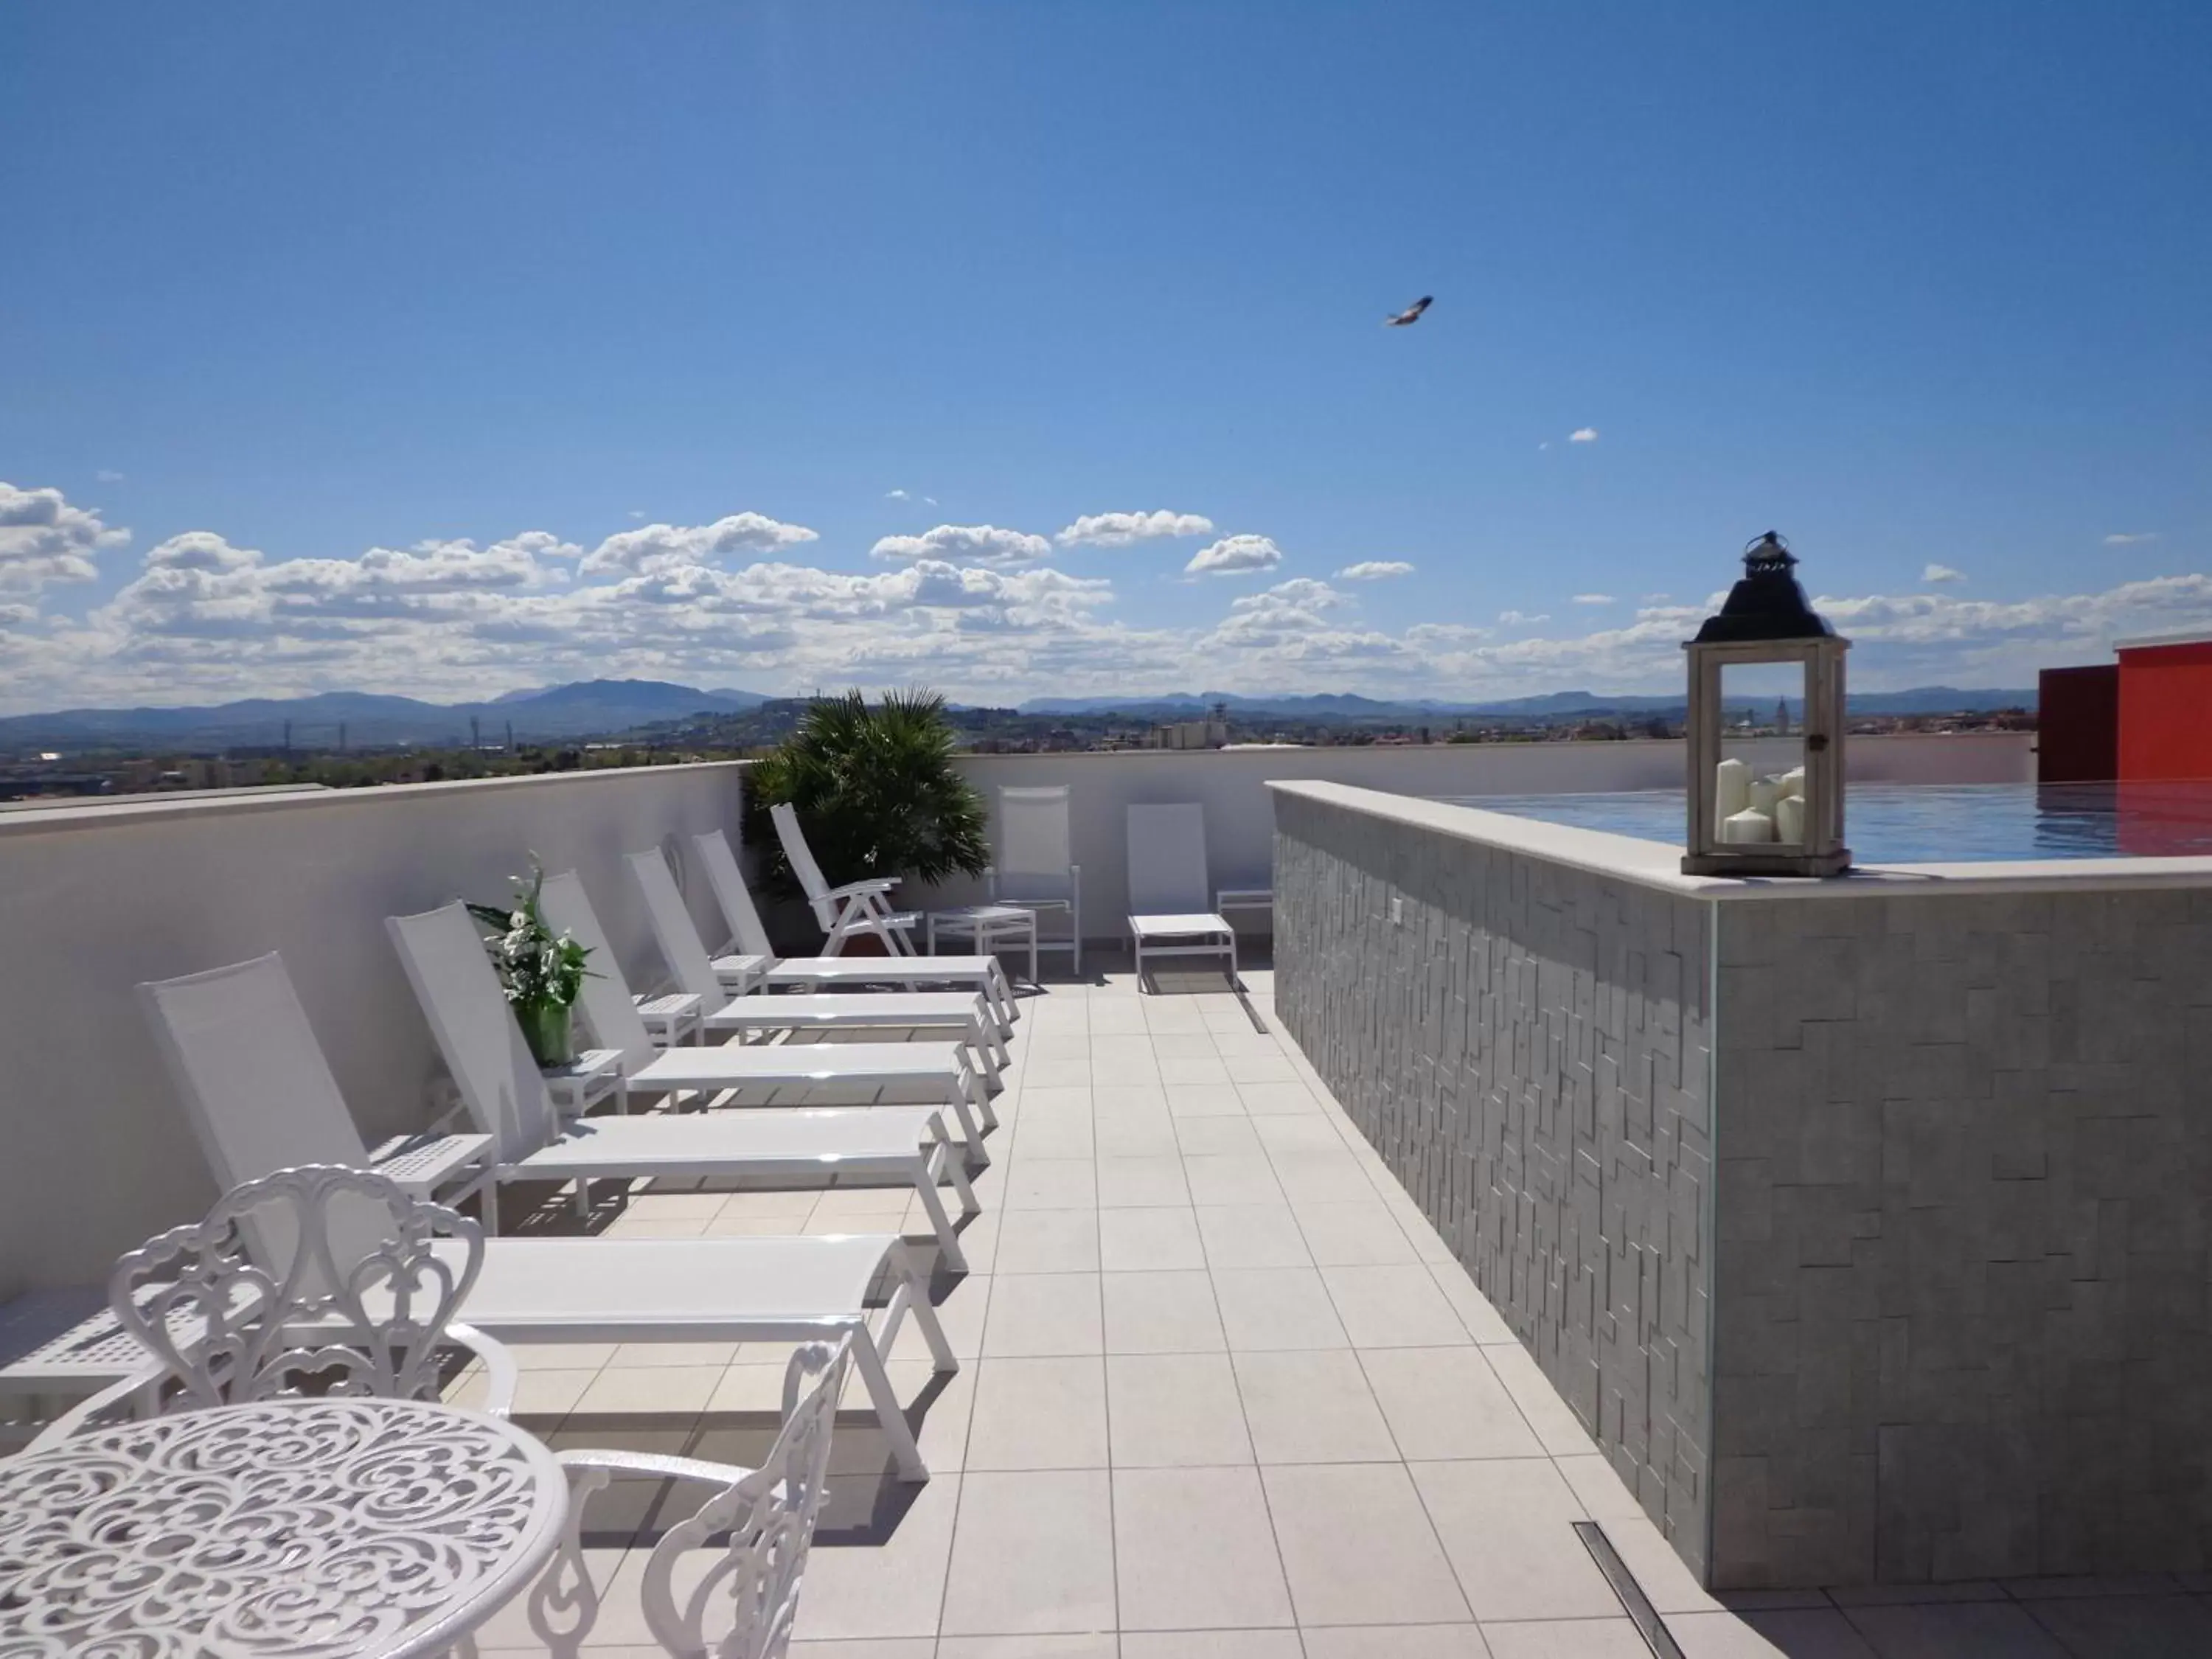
518, 1000, 576, 1068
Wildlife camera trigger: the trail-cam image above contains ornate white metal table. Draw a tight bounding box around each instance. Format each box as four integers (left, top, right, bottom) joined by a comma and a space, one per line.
0, 1395, 566, 1658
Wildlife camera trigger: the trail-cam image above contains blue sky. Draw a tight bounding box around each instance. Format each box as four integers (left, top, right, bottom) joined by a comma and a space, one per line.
2, 1, 2207, 711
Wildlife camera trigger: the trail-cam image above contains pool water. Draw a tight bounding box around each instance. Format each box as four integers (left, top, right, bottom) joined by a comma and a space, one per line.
1445, 782, 2212, 864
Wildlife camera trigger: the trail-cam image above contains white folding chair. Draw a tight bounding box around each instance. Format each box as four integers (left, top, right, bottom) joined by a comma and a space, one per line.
136, 955, 957, 1480
1126, 803, 1238, 991
770, 801, 919, 956
632, 842, 1017, 1034
529, 1338, 852, 1658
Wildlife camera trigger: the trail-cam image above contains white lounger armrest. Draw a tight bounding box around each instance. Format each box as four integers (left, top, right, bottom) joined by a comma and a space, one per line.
825, 876, 900, 899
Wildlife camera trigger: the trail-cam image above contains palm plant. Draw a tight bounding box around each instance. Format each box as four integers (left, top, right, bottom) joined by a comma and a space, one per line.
744, 690, 990, 891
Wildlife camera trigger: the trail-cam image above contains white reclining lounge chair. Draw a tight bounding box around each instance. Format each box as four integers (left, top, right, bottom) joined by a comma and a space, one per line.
688, 831, 1012, 1077
392, 900, 995, 1158
383, 894, 979, 1266
629, 843, 1015, 1034
1126, 803, 1239, 991
986, 783, 1082, 975
137, 956, 957, 1480
770, 800, 921, 956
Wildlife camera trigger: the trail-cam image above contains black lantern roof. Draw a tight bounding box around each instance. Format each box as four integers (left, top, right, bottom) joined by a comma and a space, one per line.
1690, 532, 1835, 644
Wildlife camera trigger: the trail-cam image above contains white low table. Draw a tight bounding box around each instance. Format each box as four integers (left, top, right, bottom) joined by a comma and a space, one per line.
1128, 911, 1239, 990
928, 903, 1040, 986
0, 1395, 567, 1658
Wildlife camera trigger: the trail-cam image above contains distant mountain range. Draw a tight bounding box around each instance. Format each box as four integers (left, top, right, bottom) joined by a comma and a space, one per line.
0, 679, 2037, 751
1015, 687, 2038, 720
0, 679, 773, 750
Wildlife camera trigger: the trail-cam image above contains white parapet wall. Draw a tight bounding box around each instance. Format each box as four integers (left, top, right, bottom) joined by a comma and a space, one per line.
0, 763, 747, 1299
928, 733, 2037, 938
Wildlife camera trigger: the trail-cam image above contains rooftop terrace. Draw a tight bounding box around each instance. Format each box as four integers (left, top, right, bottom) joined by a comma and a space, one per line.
435, 967, 2212, 1658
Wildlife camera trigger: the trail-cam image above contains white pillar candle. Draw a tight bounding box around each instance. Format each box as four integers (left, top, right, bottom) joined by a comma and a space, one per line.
1721, 807, 1776, 844
1779, 768, 1806, 800
1774, 792, 1806, 844
1749, 776, 1783, 815
1714, 757, 1751, 822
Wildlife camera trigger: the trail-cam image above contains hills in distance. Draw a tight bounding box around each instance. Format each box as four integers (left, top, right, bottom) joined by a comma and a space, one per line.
0, 680, 773, 750
1014, 687, 2037, 720
0, 679, 2035, 751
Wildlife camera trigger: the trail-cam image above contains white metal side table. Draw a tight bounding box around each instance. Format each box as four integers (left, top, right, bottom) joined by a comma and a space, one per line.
0, 1395, 567, 1658
928, 903, 1040, 987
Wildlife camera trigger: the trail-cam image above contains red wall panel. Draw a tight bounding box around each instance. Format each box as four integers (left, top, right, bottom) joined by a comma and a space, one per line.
2118, 641, 2212, 782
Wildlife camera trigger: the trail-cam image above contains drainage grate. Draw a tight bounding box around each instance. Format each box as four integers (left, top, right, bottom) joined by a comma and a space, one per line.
1574, 1520, 1686, 1659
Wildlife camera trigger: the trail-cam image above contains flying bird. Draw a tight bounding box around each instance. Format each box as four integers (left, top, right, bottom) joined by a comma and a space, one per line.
1384, 296, 1433, 327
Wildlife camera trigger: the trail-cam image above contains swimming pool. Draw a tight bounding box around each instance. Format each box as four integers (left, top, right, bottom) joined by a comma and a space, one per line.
1441, 781, 2212, 864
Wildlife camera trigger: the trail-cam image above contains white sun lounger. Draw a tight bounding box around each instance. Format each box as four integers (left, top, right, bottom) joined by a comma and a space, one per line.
380, 901, 981, 1266
137, 954, 956, 1480
771, 801, 925, 956
630, 842, 1016, 1034
390, 899, 995, 1158
1127, 803, 1239, 990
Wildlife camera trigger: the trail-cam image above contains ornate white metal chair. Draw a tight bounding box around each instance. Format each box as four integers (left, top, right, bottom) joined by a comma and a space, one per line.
30, 1164, 515, 1447
529, 1337, 852, 1659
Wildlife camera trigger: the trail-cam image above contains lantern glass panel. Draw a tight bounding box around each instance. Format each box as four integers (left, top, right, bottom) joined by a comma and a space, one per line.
1714, 661, 1809, 849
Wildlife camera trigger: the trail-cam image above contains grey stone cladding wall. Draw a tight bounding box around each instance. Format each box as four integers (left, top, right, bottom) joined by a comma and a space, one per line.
1710, 888, 2212, 1588
1271, 789, 1719, 1579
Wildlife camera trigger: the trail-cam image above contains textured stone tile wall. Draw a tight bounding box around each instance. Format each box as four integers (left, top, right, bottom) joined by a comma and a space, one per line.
1710, 888, 2212, 1588
1272, 790, 1719, 1579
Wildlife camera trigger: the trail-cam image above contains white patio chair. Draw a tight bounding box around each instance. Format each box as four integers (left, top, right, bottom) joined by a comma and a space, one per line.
529, 1338, 850, 1659
392, 899, 995, 1161
771, 800, 919, 956
29, 1163, 517, 1449
631, 842, 1017, 1034
985, 783, 1082, 975
136, 956, 958, 1480
384, 894, 981, 1265
1126, 802, 1239, 991
689, 831, 1012, 1077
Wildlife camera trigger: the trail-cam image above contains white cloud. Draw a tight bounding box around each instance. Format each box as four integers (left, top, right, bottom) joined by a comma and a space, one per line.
1185, 534, 1283, 576
1055, 510, 1214, 548
1569, 428, 1599, 443
627, 509, 646, 520
145, 532, 262, 573
1641, 591, 1672, 603
869, 524, 1053, 567
0, 483, 129, 593
95, 469, 125, 484
1335, 560, 1414, 580
1571, 593, 1615, 605
580, 513, 818, 577
1922, 563, 1966, 585
1498, 610, 1551, 626
886, 489, 909, 501
2104, 532, 2160, 546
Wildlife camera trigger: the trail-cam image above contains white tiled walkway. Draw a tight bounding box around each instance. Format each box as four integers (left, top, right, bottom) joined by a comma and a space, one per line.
468, 969, 2212, 1658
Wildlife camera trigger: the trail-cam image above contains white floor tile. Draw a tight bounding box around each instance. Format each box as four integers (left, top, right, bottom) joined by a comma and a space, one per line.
1233, 1348, 1399, 1463
963, 1357, 1109, 1471
940, 1469, 1119, 1636
1113, 1465, 1295, 1631
1106, 1351, 1254, 1467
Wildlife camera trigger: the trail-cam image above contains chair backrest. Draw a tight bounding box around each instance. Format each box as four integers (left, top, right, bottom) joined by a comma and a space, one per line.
139, 953, 377, 1189
627, 846, 724, 1002
536, 871, 654, 1071
769, 801, 841, 931
108, 1164, 483, 1416
692, 829, 776, 959
533, 1336, 853, 1658
386, 901, 561, 1163
1127, 803, 1212, 915
996, 785, 1074, 902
